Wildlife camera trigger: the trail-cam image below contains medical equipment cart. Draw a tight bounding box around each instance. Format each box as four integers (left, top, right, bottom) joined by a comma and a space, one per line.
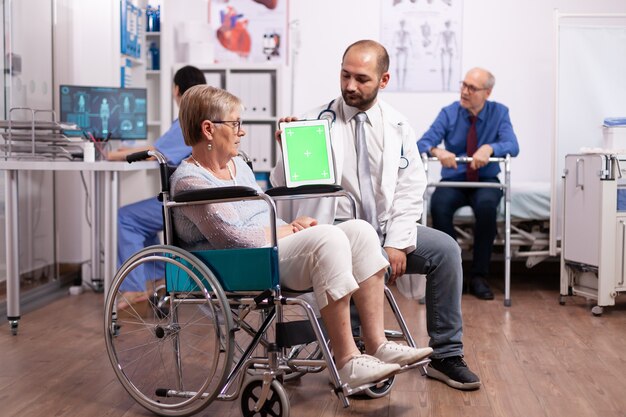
560, 153, 626, 315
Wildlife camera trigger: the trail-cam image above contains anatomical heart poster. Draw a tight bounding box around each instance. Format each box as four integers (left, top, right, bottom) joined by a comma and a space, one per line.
209, 0, 288, 64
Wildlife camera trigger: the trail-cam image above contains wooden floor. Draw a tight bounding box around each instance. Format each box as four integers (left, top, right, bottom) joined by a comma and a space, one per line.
2, 271, 626, 417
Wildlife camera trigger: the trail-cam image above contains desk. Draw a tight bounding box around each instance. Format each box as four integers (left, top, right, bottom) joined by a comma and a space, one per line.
1, 160, 158, 334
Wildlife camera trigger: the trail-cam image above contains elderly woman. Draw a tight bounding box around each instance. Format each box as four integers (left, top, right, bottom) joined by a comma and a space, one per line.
170, 85, 431, 388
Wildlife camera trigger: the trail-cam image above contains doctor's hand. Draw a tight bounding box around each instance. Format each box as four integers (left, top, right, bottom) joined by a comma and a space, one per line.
275, 116, 299, 147
384, 247, 407, 284
469, 144, 493, 170
290, 216, 318, 232
431, 148, 458, 169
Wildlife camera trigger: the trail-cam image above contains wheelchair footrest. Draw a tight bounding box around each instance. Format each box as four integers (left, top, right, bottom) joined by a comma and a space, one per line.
276, 320, 317, 348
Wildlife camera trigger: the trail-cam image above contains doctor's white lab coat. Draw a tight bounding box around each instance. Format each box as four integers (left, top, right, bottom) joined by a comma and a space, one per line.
270, 97, 427, 253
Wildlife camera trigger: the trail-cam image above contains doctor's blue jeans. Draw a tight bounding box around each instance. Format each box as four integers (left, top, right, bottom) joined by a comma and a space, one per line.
405, 226, 464, 358
117, 197, 164, 292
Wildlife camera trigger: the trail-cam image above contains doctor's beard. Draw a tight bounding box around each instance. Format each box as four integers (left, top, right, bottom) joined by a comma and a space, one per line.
341, 88, 379, 111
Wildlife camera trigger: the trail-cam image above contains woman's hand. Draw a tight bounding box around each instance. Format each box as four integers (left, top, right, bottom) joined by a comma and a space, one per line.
269, 216, 318, 242
269, 224, 297, 241
290, 216, 318, 232
275, 224, 297, 240
275, 116, 299, 148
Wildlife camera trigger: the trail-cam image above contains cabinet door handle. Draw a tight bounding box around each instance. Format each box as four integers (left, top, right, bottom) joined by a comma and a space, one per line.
621, 220, 626, 286
576, 158, 584, 190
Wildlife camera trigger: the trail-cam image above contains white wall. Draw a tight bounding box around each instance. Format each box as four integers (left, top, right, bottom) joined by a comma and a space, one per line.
288, 0, 626, 182
53, 0, 160, 266
53, 0, 120, 264
1, 0, 55, 278
48, 0, 626, 267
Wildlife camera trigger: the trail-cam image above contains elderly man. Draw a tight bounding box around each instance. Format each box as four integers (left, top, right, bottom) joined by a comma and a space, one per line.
417, 68, 519, 300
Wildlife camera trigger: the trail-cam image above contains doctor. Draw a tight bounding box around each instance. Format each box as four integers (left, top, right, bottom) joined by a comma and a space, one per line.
271, 40, 480, 391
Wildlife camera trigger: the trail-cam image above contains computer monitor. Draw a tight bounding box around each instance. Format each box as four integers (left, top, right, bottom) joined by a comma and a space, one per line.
59, 85, 147, 140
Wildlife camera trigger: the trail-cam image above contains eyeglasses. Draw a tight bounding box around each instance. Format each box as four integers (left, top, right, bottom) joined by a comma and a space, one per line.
460, 82, 488, 94
212, 120, 242, 134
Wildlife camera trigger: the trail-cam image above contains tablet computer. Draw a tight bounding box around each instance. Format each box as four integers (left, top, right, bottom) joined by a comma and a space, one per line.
280, 119, 336, 187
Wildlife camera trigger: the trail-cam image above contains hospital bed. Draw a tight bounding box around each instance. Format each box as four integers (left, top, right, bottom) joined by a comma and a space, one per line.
422, 155, 553, 306
104, 150, 429, 417
560, 153, 626, 315
426, 181, 552, 264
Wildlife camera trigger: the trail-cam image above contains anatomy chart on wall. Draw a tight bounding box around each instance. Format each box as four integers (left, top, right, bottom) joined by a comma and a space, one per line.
209, 0, 287, 64
381, 0, 463, 92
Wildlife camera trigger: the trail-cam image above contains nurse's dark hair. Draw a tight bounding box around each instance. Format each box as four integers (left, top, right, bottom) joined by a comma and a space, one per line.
173, 65, 207, 95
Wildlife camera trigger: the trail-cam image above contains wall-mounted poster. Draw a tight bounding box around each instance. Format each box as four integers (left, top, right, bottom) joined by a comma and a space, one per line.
120, 0, 143, 59
380, 0, 463, 92
209, 0, 287, 64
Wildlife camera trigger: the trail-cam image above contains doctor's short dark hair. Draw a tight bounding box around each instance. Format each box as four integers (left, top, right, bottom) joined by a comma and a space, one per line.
173, 65, 207, 95
343, 40, 390, 76
179, 85, 242, 146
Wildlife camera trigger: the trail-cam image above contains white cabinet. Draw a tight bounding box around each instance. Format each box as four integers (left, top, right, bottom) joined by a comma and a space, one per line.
560, 153, 626, 315
182, 65, 281, 174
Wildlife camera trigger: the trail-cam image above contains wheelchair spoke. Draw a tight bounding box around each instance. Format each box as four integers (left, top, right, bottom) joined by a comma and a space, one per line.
105, 246, 234, 416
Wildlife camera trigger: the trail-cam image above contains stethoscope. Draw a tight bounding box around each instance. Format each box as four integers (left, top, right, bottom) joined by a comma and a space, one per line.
318, 99, 409, 169
317, 99, 337, 125
399, 143, 409, 169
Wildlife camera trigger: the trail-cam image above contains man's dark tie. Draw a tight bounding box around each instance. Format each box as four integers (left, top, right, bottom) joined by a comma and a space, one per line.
466, 115, 478, 182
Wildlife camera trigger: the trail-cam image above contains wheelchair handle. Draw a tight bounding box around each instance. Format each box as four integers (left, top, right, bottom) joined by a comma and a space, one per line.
126, 150, 151, 163
126, 150, 170, 193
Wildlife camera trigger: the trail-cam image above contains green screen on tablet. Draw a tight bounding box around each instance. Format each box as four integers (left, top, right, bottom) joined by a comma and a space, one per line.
280, 119, 335, 187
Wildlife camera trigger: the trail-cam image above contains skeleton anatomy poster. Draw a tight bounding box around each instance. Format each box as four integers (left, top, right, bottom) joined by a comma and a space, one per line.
380, 0, 463, 92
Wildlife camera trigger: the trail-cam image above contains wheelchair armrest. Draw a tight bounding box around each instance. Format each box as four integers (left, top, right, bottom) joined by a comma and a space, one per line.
168, 185, 279, 246
173, 186, 259, 203
265, 184, 343, 197
265, 184, 357, 219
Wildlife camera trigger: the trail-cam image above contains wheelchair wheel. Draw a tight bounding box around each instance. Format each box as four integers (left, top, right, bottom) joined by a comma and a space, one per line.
362, 376, 395, 398
240, 376, 290, 417
104, 245, 234, 416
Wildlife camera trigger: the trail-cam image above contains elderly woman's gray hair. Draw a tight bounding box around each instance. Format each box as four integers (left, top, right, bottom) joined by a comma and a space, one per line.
179, 85, 243, 146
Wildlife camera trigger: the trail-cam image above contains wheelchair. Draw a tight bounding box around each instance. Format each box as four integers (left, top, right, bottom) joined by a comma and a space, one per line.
104, 150, 429, 417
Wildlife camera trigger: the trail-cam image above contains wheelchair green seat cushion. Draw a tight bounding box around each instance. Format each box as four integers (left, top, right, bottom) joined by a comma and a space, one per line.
166, 247, 280, 292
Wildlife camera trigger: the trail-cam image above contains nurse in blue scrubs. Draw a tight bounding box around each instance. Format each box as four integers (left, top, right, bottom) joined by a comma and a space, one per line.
107, 66, 206, 305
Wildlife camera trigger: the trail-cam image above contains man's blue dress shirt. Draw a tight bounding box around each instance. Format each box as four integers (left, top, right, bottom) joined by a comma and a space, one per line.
417, 101, 519, 180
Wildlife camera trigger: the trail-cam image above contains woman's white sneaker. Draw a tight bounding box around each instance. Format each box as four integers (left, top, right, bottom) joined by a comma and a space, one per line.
373, 341, 433, 366
338, 354, 401, 387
